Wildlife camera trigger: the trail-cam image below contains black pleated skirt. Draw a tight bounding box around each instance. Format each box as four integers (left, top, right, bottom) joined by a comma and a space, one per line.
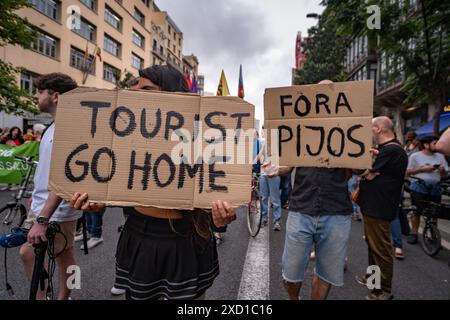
114, 210, 219, 300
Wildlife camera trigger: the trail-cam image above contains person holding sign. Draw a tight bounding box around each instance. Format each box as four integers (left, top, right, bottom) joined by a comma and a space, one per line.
70, 65, 236, 300
265, 80, 355, 300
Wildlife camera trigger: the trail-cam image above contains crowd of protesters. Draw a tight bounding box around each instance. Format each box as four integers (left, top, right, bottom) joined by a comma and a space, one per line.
2, 70, 450, 301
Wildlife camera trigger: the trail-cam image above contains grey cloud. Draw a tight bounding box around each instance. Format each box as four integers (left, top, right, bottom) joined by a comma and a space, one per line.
157, 0, 273, 66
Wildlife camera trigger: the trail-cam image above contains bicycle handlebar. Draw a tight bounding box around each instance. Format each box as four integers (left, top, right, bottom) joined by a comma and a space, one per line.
14, 156, 38, 165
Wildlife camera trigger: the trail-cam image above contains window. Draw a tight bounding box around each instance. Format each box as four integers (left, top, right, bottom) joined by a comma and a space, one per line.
173, 45, 176, 53
73, 17, 96, 42
133, 8, 145, 25
80, 0, 96, 11
141, 0, 150, 7
152, 40, 157, 52
168, 25, 171, 34
168, 40, 171, 48
132, 29, 144, 48
179, 38, 181, 46
160, 45, 164, 56
153, 57, 156, 66
105, 6, 122, 30
131, 53, 144, 69
30, 0, 59, 20
70, 46, 95, 74
103, 63, 120, 83
104, 34, 121, 57
178, 50, 181, 58
20, 72, 39, 95
173, 32, 176, 40
30, 30, 58, 58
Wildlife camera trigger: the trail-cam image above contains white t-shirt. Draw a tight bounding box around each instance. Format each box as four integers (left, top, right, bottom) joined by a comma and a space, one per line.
408, 151, 449, 184
31, 123, 82, 222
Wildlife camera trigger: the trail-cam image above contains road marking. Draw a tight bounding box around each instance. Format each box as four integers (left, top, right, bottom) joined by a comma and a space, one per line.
237, 225, 270, 300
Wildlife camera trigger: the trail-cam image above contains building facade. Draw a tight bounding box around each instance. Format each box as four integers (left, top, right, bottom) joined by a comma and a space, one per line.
0, 0, 196, 130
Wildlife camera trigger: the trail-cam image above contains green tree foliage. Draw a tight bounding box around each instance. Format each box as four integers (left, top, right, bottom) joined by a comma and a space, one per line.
294, 4, 349, 85
323, 0, 450, 134
0, 0, 38, 115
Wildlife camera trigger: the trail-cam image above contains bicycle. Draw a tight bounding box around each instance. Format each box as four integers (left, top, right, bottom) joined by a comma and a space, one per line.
403, 176, 448, 257
247, 172, 262, 237
0, 156, 38, 228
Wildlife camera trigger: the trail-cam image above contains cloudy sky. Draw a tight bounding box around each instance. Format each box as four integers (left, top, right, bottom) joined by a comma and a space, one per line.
156, 0, 324, 126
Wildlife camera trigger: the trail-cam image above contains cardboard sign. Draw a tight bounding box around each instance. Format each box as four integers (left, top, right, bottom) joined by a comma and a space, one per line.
264, 80, 374, 169
49, 88, 255, 209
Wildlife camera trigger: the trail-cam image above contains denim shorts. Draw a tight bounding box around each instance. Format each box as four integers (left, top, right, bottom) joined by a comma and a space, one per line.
282, 211, 351, 287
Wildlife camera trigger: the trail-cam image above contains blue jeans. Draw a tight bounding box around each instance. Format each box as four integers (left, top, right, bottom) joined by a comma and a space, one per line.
280, 175, 291, 207
282, 211, 351, 286
391, 215, 403, 249
86, 211, 104, 238
260, 175, 281, 224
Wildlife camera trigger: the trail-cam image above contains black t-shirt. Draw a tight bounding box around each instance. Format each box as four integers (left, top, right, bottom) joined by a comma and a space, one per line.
289, 167, 353, 216
359, 143, 408, 221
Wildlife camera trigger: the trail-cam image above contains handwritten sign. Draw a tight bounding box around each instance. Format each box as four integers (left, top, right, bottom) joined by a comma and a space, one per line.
49, 88, 255, 209
264, 80, 374, 169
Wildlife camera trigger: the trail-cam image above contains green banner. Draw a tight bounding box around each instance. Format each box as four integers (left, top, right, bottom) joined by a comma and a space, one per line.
0, 142, 40, 184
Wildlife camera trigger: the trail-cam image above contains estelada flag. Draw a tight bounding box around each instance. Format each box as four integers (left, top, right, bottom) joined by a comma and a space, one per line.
238, 64, 244, 99
216, 70, 230, 96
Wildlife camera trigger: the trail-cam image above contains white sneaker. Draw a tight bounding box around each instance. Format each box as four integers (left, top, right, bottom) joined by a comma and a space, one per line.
111, 286, 126, 296
80, 237, 103, 250
75, 233, 90, 242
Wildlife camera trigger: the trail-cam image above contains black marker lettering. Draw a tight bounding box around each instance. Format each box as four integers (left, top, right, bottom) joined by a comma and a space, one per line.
153, 153, 176, 188
280, 95, 292, 117
128, 151, 152, 190
65, 144, 89, 182
336, 92, 353, 113
80, 101, 112, 138
347, 124, 365, 157
231, 113, 251, 144
315, 94, 331, 115
141, 108, 161, 139
91, 147, 116, 183
295, 95, 311, 117
165, 111, 185, 141
110, 106, 136, 137
209, 162, 227, 192
327, 127, 345, 157
278, 125, 293, 158
305, 126, 325, 156
205, 112, 227, 144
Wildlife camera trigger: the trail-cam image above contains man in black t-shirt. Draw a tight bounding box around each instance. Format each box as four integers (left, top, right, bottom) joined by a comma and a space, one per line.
357, 116, 408, 300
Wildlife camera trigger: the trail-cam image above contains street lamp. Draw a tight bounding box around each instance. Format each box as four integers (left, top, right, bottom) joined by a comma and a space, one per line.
306, 13, 320, 19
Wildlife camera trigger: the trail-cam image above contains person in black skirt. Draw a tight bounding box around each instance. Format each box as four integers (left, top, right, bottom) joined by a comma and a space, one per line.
71, 65, 236, 300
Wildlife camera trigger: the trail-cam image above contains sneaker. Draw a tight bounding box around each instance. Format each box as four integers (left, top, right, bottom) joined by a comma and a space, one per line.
8, 186, 19, 191
110, 286, 126, 296
75, 232, 90, 242
344, 257, 349, 272
0, 186, 10, 191
273, 222, 281, 231
407, 234, 418, 244
310, 251, 316, 260
394, 248, 405, 260
80, 237, 103, 250
365, 290, 394, 300
355, 275, 368, 286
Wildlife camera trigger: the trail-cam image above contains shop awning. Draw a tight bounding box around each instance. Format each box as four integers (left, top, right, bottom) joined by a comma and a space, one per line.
415, 114, 450, 139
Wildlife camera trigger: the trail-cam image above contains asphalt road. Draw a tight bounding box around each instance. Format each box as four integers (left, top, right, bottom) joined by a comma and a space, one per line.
0, 189, 449, 300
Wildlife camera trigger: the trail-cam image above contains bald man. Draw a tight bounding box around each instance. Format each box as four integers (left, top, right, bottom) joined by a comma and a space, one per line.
356, 116, 408, 300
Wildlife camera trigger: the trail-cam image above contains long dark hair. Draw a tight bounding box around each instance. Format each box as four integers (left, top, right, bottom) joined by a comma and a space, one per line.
139, 65, 212, 241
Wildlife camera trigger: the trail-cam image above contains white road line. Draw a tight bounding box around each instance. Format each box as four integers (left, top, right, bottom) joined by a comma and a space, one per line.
237, 225, 270, 300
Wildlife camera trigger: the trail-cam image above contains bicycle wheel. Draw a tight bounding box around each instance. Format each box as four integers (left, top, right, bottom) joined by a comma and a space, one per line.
247, 189, 262, 237
1, 204, 27, 228
421, 221, 441, 257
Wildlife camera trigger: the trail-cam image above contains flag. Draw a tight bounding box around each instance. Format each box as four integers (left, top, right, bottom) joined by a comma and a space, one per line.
96, 47, 102, 62
216, 70, 230, 96
238, 64, 244, 99
185, 72, 192, 90
191, 75, 198, 94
